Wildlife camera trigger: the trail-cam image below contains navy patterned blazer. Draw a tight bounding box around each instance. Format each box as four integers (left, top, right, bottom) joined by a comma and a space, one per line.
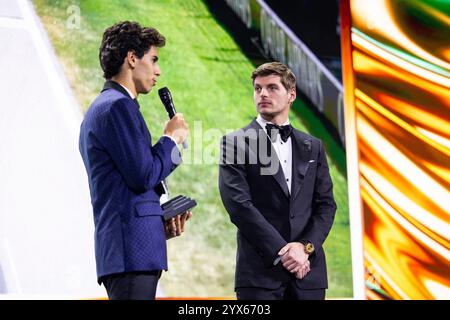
79, 81, 180, 283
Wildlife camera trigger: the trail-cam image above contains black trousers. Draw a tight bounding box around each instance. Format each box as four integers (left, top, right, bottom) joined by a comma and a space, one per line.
102, 271, 162, 300
236, 283, 326, 300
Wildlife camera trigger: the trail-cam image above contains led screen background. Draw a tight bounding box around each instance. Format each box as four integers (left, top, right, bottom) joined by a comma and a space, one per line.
341, 0, 450, 299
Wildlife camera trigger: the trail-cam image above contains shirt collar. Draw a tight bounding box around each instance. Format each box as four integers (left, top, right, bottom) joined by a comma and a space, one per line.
117, 83, 135, 100
256, 114, 290, 134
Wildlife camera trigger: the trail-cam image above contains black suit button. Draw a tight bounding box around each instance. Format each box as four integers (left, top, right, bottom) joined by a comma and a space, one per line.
290, 214, 294, 219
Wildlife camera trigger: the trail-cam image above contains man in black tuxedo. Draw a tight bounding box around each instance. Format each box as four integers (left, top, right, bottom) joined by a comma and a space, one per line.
219, 62, 336, 300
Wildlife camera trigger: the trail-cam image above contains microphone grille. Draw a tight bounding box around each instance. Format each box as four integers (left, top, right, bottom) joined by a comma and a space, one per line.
158, 87, 172, 104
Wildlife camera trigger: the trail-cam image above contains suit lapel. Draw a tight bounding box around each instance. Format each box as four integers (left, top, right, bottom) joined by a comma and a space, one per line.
291, 130, 312, 202
103, 81, 167, 196
247, 120, 290, 199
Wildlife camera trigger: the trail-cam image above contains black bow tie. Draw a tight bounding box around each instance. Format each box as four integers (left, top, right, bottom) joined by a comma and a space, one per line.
265, 123, 293, 143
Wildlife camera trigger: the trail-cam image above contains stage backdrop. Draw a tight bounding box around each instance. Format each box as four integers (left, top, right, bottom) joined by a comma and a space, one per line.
340, 0, 450, 299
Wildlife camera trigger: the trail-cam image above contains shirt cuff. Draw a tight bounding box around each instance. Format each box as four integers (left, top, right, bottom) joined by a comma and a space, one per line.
273, 256, 282, 266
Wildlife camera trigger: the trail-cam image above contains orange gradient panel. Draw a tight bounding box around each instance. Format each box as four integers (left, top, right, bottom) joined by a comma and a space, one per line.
347, 0, 450, 299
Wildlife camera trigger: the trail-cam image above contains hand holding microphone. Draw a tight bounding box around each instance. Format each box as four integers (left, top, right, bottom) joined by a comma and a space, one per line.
159, 87, 189, 148
164, 113, 189, 146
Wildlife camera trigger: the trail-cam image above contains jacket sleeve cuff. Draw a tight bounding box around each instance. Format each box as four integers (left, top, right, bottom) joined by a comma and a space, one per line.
162, 134, 178, 145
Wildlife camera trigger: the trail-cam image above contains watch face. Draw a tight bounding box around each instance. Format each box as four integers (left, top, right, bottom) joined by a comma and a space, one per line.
306, 243, 314, 253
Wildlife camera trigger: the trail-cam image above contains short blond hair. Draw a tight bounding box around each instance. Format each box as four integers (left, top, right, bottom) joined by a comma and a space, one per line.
251, 62, 296, 91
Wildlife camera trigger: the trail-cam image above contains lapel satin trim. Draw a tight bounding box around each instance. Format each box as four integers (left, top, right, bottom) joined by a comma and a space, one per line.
247, 119, 290, 199
291, 129, 312, 202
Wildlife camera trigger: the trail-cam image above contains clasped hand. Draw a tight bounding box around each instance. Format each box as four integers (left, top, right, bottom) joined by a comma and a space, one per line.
278, 242, 311, 279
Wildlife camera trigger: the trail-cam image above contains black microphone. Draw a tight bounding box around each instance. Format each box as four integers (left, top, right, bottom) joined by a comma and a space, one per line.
158, 87, 187, 149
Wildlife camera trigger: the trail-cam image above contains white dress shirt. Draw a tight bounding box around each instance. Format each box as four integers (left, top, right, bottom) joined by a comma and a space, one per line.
256, 115, 293, 193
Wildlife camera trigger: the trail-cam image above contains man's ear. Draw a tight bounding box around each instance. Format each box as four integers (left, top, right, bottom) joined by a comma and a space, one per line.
289, 87, 296, 104
126, 50, 137, 68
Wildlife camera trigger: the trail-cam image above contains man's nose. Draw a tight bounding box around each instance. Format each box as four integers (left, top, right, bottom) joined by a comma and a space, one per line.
154, 65, 161, 76
260, 87, 268, 97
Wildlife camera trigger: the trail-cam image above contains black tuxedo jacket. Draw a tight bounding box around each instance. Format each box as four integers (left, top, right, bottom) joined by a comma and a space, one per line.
219, 119, 336, 290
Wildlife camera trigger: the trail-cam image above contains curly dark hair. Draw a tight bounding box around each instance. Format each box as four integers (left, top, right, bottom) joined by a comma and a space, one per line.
99, 21, 166, 79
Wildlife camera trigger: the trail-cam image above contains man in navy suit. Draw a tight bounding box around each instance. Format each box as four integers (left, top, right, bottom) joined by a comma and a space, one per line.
79, 21, 191, 300
219, 62, 336, 300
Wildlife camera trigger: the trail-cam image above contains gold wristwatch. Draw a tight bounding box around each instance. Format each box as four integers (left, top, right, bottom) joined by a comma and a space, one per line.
301, 240, 315, 254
